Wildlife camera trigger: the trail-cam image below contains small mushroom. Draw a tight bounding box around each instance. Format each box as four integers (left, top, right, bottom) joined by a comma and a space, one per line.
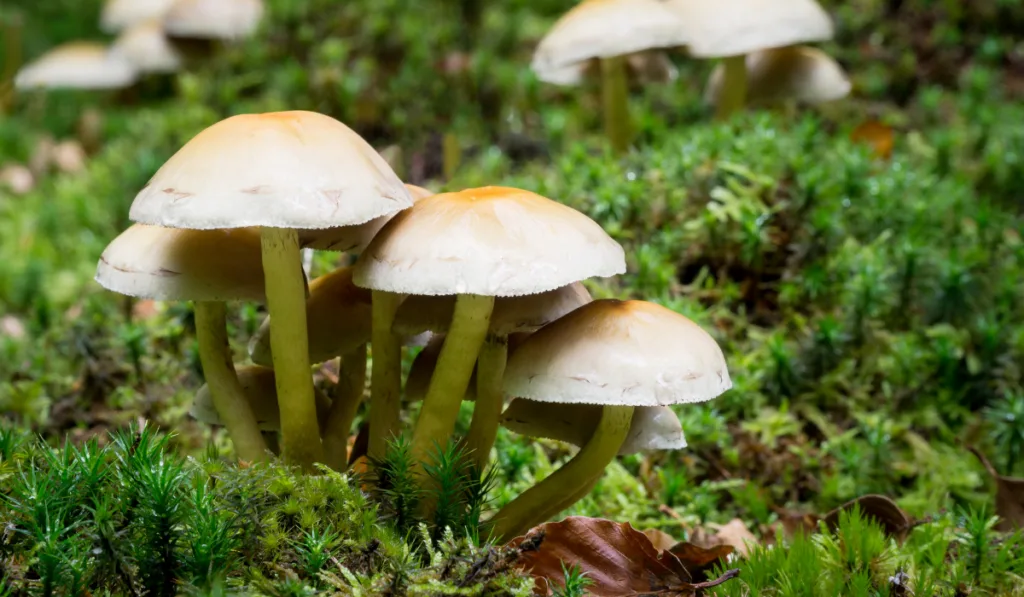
111, 19, 183, 74
100, 0, 176, 32
487, 299, 731, 541
15, 42, 138, 90
163, 0, 264, 40
704, 45, 850, 109
353, 186, 625, 468
126, 110, 414, 470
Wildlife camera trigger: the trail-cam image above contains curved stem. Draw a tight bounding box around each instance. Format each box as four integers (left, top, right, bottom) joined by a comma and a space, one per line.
261, 227, 323, 471
487, 405, 634, 543
194, 301, 268, 463
461, 335, 507, 472
715, 54, 748, 120
410, 294, 494, 468
601, 55, 632, 154
369, 290, 404, 461
323, 344, 367, 471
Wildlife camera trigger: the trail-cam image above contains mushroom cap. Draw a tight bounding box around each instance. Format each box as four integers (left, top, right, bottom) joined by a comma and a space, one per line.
504, 299, 732, 406
531, 0, 688, 82
112, 20, 183, 74
536, 50, 679, 87
501, 399, 687, 454
190, 365, 332, 430
300, 184, 434, 252
163, 0, 264, 39
249, 266, 371, 367
100, 0, 176, 32
95, 224, 265, 301
129, 111, 413, 230
14, 42, 138, 90
666, 0, 833, 58
705, 45, 850, 105
393, 282, 592, 337
353, 186, 625, 297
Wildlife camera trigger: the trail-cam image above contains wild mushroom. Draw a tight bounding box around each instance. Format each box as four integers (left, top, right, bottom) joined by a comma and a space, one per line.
353, 186, 625, 468
95, 224, 268, 462
127, 110, 413, 470
704, 45, 850, 110
15, 42, 138, 90
111, 19, 183, 74
163, 0, 264, 40
666, 0, 833, 119
532, 0, 689, 153
487, 299, 731, 541
393, 282, 593, 470
100, 0, 176, 32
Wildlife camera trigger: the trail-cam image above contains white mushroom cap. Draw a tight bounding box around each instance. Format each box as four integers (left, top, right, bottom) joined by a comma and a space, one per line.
504, 299, 732, 406
249, 266, 371, 367
191, 365, 332, 430
111, 20, 183, 74
537, 50, 679, 87
666, 0, 833, 58
95, 224, 265, 301
393, 282, 592, 337
705, 45, 850, 106
501, 399, 687, 454
300, 184, 434, 252
532, 0, 688, 83
129, 111, 414, 230
163, 0, 264, 40
100, 0, 176, 32
353, 186, 625, 297
14, 42, 138, 90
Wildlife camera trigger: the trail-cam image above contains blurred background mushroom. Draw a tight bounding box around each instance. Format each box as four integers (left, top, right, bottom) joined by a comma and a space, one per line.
704, 45, 850, 111
15, 41, 138, 91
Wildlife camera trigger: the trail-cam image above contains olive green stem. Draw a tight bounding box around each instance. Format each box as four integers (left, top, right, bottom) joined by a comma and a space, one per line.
461, 335, 507, 472
715, 54, 748, 120
193, 301, 268, 463
488, 404, 634, 542
368, 290, 404, 461
323, 344, 367, 471
261, 227, 323, 471
601, 55, 632, 154
410, 294, 494, 468
442, 132, 461, 180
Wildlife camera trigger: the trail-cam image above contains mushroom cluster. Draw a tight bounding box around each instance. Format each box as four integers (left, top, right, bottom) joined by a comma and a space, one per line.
95, 108, 732, 538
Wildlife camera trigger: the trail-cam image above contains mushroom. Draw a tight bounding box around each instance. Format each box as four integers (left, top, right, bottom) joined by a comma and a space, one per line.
299, 184, 434, 252
353, 186, 625, 467
704, 45, 850, 109
393, 282, 593, 470
111, 19, 183, 74
665, 0, 834, 119
163, 0, 264, 40
127, 110, 413, 470
100, 0, 176, 32
14, 42, 138, 90
531, 0, 689, 153
95, 224, 269, 462
487, 299, 731, 541
191, 365, 333, 432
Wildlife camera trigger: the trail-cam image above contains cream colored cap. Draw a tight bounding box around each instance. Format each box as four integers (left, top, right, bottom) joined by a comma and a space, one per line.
393, 282, 591, 337
100, 0, 176, 32
249, 266, 371, 366
501, 399, 686, 454
504, 299, 731, 406
191, 365, 332, 430
532, 0, 688, 82
95, 224, 265, 301
300, 184, 434, 252
666, 0, 833, 57
164, 0, 264, 39
129, 111, 413, 230
705, 45, 850, 106
112, 20, 183, 74
354, 186, 625, 296
15, 42, 138, 90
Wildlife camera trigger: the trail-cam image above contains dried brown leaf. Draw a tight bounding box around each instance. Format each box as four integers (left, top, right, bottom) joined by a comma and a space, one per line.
823, 495, 913, 540
970, 446, 1024, 531
643, 528, 678, 552
707, 519, 758, 557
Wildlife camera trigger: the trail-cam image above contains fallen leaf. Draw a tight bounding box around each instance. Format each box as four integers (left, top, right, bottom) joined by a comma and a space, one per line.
851, 120, 895, 159
510, 517, 739, 596
643, 528, 678, 552
970, 446, 1024, 531
823, 495, 913, 540
707, 519, 757, 557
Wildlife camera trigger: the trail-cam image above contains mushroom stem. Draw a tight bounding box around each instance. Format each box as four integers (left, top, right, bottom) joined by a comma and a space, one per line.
488, 404, 634, 542
260, 227, 324, 471
368, 290, 404, 461
193, 301, 269, 463
461, 334, 507, 472
716, 54, 748, 120
322, 344, 367, 471
262, 431, 281, 456
410, 294, 495, 468
601, 55, 632, 154
443, 133, 461, 180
